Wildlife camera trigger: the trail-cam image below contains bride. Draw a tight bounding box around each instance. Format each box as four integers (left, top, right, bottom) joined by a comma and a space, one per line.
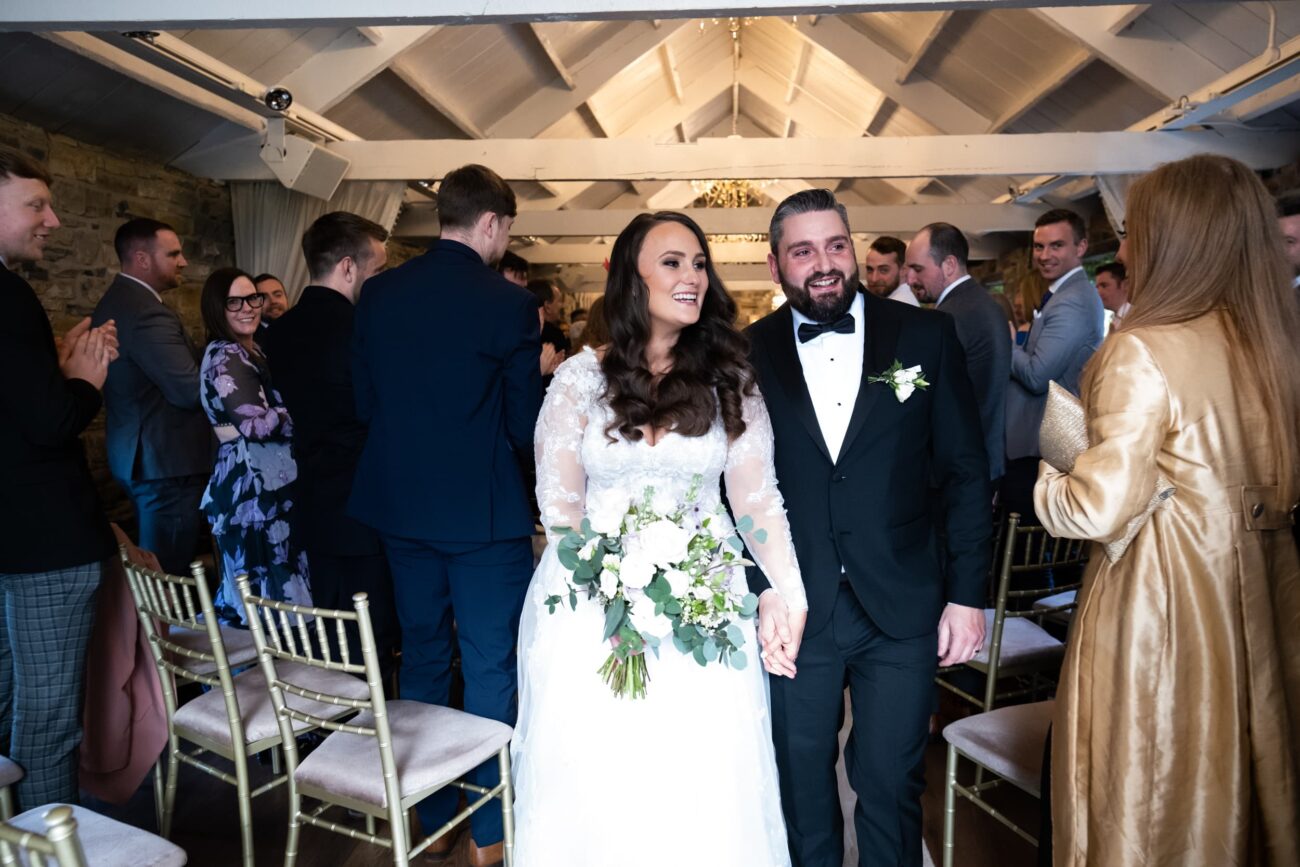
512, 212, 808, 866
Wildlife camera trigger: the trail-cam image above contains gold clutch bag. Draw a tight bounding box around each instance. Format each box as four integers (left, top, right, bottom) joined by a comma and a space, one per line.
1039, 381, 1175, 563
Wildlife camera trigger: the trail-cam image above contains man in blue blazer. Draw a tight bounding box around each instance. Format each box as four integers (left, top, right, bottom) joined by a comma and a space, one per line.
349, 164, 541, 866
1003, 209, 1104, 520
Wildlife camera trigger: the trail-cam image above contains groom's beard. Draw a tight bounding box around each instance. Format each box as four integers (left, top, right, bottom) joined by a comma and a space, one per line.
780, 266, 861, 323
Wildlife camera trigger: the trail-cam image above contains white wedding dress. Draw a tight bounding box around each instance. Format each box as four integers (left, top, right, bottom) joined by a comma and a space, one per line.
513, 349, 807, 867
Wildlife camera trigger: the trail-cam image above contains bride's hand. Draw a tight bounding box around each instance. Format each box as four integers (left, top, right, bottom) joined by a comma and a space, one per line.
758, 590, 800, 678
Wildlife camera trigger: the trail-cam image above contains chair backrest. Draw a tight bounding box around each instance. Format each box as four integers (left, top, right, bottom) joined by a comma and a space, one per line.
0, 806, 88, 867
235, 577, 399, 819
121, 551, 245, 742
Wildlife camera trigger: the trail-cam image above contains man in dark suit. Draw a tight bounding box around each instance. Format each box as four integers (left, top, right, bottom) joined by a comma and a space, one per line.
262, 211, 399, 688
1004, 209, 1104, 520
92, 218, 211, 575
747, 190, 988, 867
907, 222, 1011, 482
0, 146, 118, 809
349, 164, 541, 867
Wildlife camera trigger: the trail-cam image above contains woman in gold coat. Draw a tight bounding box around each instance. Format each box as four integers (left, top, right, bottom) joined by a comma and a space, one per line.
1034, 154, 1300, 866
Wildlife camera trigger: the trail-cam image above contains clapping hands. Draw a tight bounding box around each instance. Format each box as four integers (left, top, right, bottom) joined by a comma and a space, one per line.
58, 316, 118, 389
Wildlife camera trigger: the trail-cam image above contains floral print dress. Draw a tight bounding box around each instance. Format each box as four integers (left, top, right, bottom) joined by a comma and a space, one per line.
200, 340, 312, 622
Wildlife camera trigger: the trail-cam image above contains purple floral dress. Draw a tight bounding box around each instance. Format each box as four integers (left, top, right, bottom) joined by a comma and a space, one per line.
200, 340, 312, 623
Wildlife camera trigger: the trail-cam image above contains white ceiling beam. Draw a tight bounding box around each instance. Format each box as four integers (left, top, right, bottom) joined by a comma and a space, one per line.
389, 60, 486, 138
487, 19, 687, 137
661, 43, 684, 103
786, 16, 989, 134
646, 181, 700, 210
1032, 6, 1224, 102
787, 41, 813, 103
1106, 4, 1149, 35
530, 23, 577, 90
40, 32, 265, 132
896, 11, 952, 85
277, 25, 439, 112
306, 130, 1300, 182
987, 48, 1093, 132
8, 2, 1177, 29
1155, 35, 1300, 130
1225, 75, 1300, 123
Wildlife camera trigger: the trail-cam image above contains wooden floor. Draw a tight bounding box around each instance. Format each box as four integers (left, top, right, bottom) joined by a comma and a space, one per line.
85, 730, 1042, 867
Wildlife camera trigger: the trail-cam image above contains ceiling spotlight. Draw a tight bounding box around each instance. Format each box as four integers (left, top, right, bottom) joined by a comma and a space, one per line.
264, 87, 293, 112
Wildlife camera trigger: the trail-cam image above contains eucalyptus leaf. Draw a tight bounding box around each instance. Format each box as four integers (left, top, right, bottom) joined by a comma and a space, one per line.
736, 515, 754, 534
728, 536, 744, 552
730, 649, 748, 670
725, 623, 744, 648
692, 645, 708, 667
602, 597, 627, 642
703, 637, 719, 662
557, 546, 580, 571
752, 528, 768, 544
568, 588, 577, 610
672, 634, 690, 654
740, 593, 759, 618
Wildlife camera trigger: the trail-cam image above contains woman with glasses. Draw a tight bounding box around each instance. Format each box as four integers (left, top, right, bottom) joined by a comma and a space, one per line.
198, 267, 312, 623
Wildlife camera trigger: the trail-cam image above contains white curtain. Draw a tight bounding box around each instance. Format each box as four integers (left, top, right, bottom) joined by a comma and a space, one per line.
1095, 173, 1139, 239
230, 181, 406, 303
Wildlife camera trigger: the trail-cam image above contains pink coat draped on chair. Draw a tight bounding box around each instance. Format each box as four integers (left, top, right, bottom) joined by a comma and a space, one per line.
79, 525, 168, 804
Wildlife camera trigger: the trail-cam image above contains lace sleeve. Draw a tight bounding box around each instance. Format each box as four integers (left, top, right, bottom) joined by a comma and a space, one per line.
534, 353, 598, 543
724, 387, 807, 610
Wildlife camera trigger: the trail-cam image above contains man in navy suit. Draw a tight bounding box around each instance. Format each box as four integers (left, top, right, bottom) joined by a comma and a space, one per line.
349, 164, 541, 867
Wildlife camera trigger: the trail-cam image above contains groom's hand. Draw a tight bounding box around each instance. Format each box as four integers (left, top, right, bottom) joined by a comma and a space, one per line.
758, 590, 798, 678
937, 602, 985, 666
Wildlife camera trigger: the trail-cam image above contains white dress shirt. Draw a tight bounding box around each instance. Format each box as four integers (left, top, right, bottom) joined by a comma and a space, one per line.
119, 271, 163, 303
887, 284, 920, 307
791, 292, 864, 462
934, 274, 972, 308
1110, 300, 1131, 331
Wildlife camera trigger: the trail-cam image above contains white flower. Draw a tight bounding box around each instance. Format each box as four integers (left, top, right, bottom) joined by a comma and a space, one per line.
618, 554, 656, 590
662, 568, 689, 596
587, 487, 630, 536
579, 538, 600, 560
598, 567, 620, 598
638, 519, 693, 567
628, 597, 671, 637
691, 584, 713, 602
649, 489, 679, 518
601, 553, 622, 572
894, 382, 916, 403
896, 365, 922, 385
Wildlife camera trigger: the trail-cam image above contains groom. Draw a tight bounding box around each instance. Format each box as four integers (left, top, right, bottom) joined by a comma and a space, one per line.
747, 190, 989, 867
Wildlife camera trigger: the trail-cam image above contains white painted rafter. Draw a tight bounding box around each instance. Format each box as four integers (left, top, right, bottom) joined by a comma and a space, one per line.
661, 43, 684, 103
389, 59, 486, 138
530, 23, 577, 89
987, 47, 1093, 132
896, 11, 952, 85
277, 25, 439, 112
1106, 4, 1149, 35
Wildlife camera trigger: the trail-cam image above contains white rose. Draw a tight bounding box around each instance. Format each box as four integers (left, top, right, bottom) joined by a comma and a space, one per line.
894, 382, 916, 403
587, 488, 630, 536
598, 567, 620, 598
691, 584, 713, 602
638, 519, 693, 567
618, 554, 656, 590
897, 365, 922, 384
651, 490, 681, 518
662, 568, 688, 596
628, 597, 670, 638
601, 553, 622, 572
579, 538, 600, 560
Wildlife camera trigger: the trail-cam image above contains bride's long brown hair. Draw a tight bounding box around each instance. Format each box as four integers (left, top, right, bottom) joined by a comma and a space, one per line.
1095, 154, 1299, 500
600, 212, 755, 443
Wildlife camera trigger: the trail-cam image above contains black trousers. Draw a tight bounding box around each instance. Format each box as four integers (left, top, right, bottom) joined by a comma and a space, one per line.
306, 549, 401, 689
771, 583, 938, 867
118, 474, 207, 576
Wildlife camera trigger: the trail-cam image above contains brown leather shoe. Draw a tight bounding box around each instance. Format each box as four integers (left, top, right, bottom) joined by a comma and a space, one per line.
420, 824, 463, 863
467, 838, 504, 867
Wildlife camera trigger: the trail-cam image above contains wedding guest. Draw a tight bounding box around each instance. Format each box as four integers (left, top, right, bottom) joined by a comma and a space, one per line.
1276, 190, 1300, 289
92, 218, 212, 575
529, 279, 570, 355
864, 235, 920, 306
580, 296, 610, 349
0, 145, 118, 810
349, 164, 540, 867
199, 267, 311, 623
1011, 287, 1033, 346
263, 212, 399, 686
499, 250, 529, 288
1004, 209, 1104, 522
253, 273, 290, 321
991, 292, 1017, 342
1036, 154, 1300, 867
568, 307, 588, 343
907, 222, 1010, 482
1094, 262, 1129, 331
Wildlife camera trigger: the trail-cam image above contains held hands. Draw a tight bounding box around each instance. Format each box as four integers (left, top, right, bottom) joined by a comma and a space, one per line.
58, 317, 118, 390
757, 589, 806, 679
937, 602, 985, 667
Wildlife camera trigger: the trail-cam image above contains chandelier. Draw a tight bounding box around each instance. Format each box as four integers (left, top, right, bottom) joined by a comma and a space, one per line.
690, 178, 772, 209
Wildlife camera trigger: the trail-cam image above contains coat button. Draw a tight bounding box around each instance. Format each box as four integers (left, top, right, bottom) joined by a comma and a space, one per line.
1251, 502, 1265, 519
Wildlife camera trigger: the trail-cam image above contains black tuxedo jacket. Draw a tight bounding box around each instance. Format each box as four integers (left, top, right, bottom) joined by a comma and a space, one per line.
348, 240, 543, 543
935, 278, 1011, 481
91, 274, 213, 482
263, 286, 382, 557
746, 291, 990, 638
0, 264, 115, 572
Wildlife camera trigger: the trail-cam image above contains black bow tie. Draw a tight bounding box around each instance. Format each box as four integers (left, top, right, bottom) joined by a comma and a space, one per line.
797, 314, 855, 344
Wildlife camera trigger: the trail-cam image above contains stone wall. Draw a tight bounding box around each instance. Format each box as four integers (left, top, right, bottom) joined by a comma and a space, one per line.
0, 112, 236, 526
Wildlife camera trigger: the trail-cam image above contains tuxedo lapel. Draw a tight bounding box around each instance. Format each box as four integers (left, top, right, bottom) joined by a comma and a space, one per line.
763, 306, 833, 464
838, 292, 899, 460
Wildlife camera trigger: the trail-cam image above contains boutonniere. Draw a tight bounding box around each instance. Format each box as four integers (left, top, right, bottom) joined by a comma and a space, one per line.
867, 360, 929, 403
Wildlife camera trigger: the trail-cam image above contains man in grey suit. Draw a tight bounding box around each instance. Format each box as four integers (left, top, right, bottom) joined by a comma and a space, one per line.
92, 218, 212, 574
1002, 209, 1104, 519
907, 222, 1010, 482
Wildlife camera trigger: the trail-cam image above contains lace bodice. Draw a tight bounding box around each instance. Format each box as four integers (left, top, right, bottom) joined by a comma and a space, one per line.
534, 348, 806, 610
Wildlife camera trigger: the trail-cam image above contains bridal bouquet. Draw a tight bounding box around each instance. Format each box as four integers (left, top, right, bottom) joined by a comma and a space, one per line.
546, 475, 761, 699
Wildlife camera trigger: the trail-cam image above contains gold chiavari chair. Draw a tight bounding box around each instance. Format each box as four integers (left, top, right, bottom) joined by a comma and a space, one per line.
0, 804, 186, 867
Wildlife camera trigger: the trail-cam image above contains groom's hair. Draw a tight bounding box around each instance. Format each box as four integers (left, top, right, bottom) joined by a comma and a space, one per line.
769, 188, 850, 255
436, 163, 516, 232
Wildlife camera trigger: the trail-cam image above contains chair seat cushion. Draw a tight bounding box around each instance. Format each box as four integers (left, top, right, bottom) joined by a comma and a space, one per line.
173, 662, 369, 748
295, 701, 513, 808
1032, 590, 1077, 625
972, 610, 1064, 670
943, 700, 1055, 796
9, 804, 187, 867
0, 755, 22, 787
167, 624, 258, 675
